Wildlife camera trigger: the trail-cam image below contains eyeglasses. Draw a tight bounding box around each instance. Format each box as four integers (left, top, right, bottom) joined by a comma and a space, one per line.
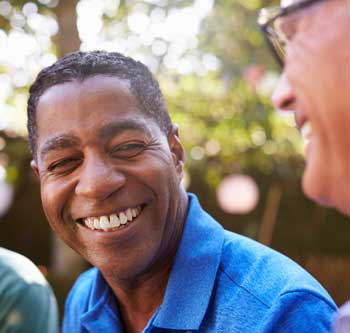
258, 0, 327, 67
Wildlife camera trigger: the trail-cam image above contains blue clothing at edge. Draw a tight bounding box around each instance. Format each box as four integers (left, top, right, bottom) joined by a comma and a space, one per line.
63, 193, 337, 333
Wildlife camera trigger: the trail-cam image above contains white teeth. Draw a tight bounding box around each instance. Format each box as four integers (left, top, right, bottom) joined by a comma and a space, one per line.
93, 218, 100, 230
85, 218, 93, 229
131, 208, 137, 218
126, 209, 133, 221
110, 214, 120, 227
83, 206, 142, 231
301, 121, 312, 142
119, 212, 127, 224
100, 216, 110, 231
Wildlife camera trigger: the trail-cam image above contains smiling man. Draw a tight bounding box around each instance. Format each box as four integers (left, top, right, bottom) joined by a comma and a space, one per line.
258, 0, 350, 331
28, 51, 337, 333
259, 0, 350, 214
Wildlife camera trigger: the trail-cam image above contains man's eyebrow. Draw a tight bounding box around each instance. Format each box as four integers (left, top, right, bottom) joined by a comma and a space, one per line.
39, 120, 151, 160
99, 120, 151, 140
40, 134, 80, 161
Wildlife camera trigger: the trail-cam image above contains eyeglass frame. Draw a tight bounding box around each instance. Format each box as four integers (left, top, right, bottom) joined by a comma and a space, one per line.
257, 0, 327, 67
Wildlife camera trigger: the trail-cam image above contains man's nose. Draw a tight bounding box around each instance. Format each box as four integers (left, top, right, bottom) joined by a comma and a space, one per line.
271, 72, 296, 111
75, 156, 126, 200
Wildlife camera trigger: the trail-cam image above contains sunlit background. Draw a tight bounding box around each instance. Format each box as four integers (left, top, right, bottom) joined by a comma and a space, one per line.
0, 0, 349, 315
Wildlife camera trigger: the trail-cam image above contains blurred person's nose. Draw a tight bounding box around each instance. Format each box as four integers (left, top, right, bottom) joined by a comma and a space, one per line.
75, 154, 126, 201
272, 72, 296, 111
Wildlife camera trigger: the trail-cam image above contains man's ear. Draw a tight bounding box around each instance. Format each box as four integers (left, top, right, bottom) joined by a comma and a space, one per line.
30, 160, 40, 178
168, 124, 185, 177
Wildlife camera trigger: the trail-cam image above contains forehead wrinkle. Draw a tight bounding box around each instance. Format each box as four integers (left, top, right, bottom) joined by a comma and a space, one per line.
99, 119, 153, 141
40, 134, 81, 161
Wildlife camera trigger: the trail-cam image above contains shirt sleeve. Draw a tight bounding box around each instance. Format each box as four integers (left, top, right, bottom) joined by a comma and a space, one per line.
1, 283, 59, 333
261, 290, 337, 333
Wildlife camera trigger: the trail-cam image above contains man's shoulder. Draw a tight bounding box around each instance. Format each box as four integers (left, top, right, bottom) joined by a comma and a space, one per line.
0, 248, 48, 286
199, 231, 337, 332
0, 248, 53, 303
0, 248, 58, 333
218, 231, 335, 309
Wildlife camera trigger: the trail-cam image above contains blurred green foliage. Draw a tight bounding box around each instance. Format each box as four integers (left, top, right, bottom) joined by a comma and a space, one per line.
0, 0, 348, 268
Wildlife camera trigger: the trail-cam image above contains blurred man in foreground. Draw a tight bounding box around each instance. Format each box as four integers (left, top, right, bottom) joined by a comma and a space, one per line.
28, 50, 336, 333
258, 0, 350, 331
0, 247, 58, 332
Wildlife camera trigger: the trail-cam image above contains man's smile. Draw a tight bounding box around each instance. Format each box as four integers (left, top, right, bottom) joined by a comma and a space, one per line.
76, 205, 144, 232
300, 120, 313, 153
294, 109, 314, 155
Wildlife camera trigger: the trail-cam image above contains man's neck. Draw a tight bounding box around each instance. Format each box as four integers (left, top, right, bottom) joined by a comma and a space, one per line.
106, 262, 173, 333
102, 190, 189, 332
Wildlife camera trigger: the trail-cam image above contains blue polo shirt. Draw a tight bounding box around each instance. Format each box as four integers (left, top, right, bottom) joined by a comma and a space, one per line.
63, 193, 337, 332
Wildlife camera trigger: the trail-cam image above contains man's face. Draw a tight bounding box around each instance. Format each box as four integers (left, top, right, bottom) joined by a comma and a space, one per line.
272, 0, 350, 215
32, 75, 186, 280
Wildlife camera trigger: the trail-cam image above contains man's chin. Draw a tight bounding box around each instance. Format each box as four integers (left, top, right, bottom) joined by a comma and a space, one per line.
302, 166, 350, 216
302, 171, 332, 208
302, 175, 350, 217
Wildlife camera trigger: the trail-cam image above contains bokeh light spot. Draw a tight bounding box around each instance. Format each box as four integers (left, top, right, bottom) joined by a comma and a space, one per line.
217, 174, 259, 214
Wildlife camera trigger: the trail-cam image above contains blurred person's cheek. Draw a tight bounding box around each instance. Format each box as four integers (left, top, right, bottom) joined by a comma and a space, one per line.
284, 1, 350, 214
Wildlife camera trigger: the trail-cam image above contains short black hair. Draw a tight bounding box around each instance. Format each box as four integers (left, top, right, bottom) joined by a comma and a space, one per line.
27, 50, 172, 157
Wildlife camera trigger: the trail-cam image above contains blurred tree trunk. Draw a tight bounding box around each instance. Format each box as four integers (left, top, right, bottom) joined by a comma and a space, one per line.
258, 183, 282, 246
55, 0, 80, 56
51, 0, 86, 278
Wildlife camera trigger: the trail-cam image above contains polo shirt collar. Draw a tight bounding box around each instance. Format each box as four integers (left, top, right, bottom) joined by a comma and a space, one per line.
151, 193, 225, 331
81, 271, 124, 332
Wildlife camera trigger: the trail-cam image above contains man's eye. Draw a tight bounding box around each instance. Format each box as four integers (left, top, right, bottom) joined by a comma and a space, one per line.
48, 158, 81, 174
110, 143, 146, 158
